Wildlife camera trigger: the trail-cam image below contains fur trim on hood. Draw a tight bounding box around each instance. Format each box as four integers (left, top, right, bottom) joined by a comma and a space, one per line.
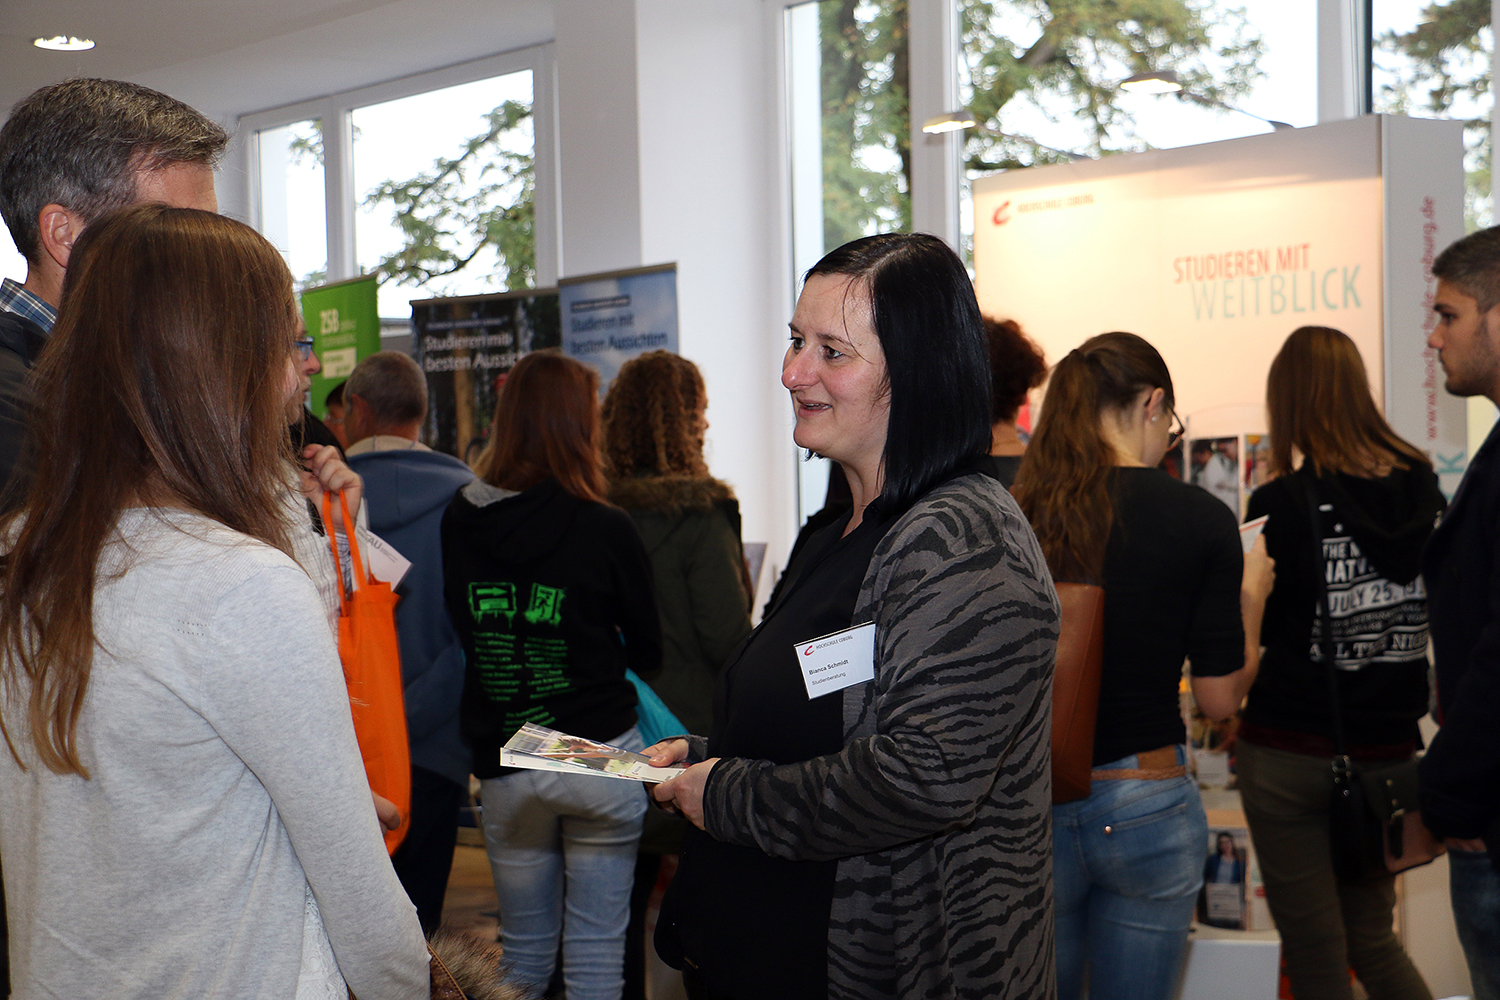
607, 473, 735, 515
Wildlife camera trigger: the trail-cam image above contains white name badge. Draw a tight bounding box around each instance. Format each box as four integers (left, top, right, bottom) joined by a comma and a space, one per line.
794, 622, 876, 699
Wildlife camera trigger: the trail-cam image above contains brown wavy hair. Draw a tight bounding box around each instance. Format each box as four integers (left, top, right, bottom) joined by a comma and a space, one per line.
984, 317, 1048, 423
1266, 326, 1428, 477
601, 350, 709, 478
0, 204, 298, 776
1013, 332, 1174, 584
476, 351, 606, 503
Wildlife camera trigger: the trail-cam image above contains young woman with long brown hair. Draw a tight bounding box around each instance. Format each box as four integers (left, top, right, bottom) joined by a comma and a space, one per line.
1237, 326, 1441, 1000
441, 350, 661, 1000
1013, 331, 1272, 1000
0, 204, 428, 1000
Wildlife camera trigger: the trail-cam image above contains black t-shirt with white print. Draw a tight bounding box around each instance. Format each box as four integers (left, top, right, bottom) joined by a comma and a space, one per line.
1243, 464, 1445, 747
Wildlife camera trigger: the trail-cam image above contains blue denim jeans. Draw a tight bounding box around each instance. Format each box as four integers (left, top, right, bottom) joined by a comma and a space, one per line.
1450, 847, 1500, 1000
479, 727, 648, 1000
1053, 747, 1206, 1000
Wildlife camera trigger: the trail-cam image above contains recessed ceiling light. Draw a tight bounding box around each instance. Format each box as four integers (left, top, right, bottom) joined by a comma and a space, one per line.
33, 36, 96, 52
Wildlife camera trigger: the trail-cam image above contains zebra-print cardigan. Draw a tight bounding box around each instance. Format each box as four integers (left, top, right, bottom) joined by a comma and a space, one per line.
700, 473, 1059, 1000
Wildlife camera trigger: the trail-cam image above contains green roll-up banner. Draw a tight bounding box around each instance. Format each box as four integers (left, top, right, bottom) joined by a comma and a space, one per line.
300, 274, 381, 418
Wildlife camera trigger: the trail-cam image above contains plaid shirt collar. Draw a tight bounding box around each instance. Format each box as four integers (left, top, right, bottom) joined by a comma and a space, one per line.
0, 278, 56, 332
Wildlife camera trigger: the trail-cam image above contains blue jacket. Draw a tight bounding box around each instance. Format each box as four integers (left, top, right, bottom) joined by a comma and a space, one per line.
349, 445, 475, 786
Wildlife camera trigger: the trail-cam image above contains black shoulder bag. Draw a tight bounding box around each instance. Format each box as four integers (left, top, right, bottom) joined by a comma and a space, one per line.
1299, 474, 1445, 882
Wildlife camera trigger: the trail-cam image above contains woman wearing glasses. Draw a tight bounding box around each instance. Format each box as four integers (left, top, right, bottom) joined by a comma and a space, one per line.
1013, 332, 1273, 1000
290, 333, 344, 457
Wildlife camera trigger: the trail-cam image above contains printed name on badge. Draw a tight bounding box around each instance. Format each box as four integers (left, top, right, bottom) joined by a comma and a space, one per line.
793, 622, 876, 699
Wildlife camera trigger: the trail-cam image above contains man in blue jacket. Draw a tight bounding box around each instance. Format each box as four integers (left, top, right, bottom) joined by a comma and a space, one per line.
346, 351, 476, 933
1421, 225, 1500, 995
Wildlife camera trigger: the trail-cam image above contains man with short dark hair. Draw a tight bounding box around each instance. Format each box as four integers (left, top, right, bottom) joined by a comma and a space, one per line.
1420, 224, 1500, 995
0, 79, 227, 490
345, 350, 475, 932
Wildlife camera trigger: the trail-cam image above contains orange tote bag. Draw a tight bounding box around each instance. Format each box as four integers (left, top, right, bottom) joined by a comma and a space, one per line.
322, 490, 410, 854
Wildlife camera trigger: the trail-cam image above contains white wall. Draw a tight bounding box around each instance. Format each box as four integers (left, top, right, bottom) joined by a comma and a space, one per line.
554, 4, 643, 277
631, 0, 796, 584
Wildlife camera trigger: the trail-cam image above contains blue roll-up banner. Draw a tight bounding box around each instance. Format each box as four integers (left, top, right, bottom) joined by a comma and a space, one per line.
559, 263, 678, 392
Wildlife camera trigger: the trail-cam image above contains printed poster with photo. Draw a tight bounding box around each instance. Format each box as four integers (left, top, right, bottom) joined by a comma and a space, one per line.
1244, 433, 1271, 498
412, 289, 561, 460
1190, 436, 1240, 517
301, 274, 380, 417
560, 263, 678, 393
1198, 827, 1251, 930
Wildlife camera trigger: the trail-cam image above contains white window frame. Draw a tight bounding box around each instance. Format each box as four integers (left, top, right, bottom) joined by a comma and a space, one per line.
238, 43, 559, 290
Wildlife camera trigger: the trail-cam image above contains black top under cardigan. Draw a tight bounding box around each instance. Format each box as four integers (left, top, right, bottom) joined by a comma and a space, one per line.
659, 498, 892, 998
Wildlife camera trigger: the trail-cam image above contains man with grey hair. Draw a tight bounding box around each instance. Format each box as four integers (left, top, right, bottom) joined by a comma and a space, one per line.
0, 83, 390, 984
0, 77, 229, 993
1420, 224, 1500, 995
0, 78, 228, 490
0, 78, 362, 616
345, 350, 475, 932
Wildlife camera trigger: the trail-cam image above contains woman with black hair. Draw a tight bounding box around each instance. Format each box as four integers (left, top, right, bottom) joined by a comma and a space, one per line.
648, 233, 1059, 1000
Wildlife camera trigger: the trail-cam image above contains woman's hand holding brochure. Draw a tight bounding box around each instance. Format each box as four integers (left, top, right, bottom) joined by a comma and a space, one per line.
500, 723, 688, 783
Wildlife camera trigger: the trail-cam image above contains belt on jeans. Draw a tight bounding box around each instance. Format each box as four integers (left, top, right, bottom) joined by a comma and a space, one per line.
1091, 745, 1186, 781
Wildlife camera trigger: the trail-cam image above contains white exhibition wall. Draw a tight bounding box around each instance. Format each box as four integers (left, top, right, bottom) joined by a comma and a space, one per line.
973, 116, 1469, 496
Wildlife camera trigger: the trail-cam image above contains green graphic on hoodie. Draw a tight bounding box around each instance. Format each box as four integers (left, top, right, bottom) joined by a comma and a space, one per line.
524, 583, 565, 627
469, 581, 518, 626
467, 581, 573, 720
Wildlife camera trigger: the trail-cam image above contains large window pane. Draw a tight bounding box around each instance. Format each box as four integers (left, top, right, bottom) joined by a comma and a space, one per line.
257, 119, 328, 291
957, 1, 1316, 264
352, 70, 534, 320
787, 0, 910, 525
1373, 0, 1492, 230
788, 1, 911, 265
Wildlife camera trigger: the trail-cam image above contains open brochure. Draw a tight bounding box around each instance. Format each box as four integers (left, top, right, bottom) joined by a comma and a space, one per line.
500, 723, 686, 783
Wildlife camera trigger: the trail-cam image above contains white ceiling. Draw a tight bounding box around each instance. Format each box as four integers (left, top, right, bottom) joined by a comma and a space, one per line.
0, 0, 555, 125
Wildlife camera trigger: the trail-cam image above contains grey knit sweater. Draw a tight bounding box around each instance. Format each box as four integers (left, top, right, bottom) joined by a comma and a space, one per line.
702, 473, 1059, 999
0, 510, 428, 1000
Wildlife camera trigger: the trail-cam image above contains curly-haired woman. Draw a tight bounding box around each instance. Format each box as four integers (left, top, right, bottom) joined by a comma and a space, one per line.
602, 350, 752, 740
982, 317, 1048, 488
601, 350, 752, 1000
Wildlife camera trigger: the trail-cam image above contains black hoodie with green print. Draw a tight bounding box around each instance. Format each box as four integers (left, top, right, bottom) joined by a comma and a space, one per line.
441, 477, 662, 778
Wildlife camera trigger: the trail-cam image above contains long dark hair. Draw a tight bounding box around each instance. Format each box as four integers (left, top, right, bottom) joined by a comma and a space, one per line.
477, 351, 607, 503
0, 204, 298, 776
1014, 332, 1174, 584
1266, 326, 1428, 477
805, 233, 991, 514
